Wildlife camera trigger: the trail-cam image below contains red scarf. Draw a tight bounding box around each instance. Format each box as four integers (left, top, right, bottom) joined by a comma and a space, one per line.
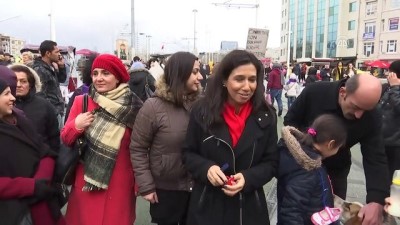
222, 101, 253, 148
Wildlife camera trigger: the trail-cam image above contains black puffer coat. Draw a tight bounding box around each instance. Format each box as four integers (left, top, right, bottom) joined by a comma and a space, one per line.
378, 84, 400, 147
128, 68, 156, 102
277, 128, 337, 225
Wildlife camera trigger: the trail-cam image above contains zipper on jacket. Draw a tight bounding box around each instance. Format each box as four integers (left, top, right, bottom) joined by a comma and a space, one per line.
248, 142, 256, 169
239, 192, 243, 225
198, 185, 207, 207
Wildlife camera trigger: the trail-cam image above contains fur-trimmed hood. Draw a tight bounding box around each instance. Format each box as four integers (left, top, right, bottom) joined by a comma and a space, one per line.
281, 126, 321, 171
154, 74, 202, 110
9, 63, 42, 93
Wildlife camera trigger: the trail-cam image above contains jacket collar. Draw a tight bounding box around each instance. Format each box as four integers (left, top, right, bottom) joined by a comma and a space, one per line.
320, 80, 346, 112
210, 109, 274, 157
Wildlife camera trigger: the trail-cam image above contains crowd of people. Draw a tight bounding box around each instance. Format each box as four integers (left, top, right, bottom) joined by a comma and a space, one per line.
0, 39, 399, 225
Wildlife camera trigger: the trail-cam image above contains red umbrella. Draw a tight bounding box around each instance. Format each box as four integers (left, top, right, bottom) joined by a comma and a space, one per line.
365, 60, 390, 69
76, 49, 96, 56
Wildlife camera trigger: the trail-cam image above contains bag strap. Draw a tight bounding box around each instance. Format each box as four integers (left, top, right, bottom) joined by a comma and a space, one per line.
83, 94, 88, 113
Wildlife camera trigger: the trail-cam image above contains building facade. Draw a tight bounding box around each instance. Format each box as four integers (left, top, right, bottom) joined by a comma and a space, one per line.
0, 34, 25, 56
357, 0, 400, 67
280, 0, 400, 67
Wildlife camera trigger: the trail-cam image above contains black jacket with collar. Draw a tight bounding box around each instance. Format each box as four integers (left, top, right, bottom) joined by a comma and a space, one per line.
32, 58, 66, 115
378, 84, 400, 147
15, 91, 60, 152
284, 80, 389, 204
183, 106, 278, 225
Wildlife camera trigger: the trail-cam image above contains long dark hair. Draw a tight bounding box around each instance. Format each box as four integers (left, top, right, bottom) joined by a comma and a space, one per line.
195, 50, 273, 129
164, 51, 198, 106
300, 114, 347, 149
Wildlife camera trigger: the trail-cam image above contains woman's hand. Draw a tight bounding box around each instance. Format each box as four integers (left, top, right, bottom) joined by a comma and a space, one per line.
222, 173, 245, 197
75, 111, 94, 130
143, 192, 158, 204
207, 165, 227, 187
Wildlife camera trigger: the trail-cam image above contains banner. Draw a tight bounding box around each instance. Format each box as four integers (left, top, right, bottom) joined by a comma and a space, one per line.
246, 28, 269, 59
389, 17, 399, 30
115, 39, 129, 60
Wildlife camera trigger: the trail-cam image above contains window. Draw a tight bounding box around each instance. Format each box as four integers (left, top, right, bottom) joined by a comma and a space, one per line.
366, 1, 377, 16
365, 22, 376, 33
348, 20, 356, 30
349, 2, 357, 12
387, 40, 397, 52
364, 42, 375, 56
347, 39, 354, 48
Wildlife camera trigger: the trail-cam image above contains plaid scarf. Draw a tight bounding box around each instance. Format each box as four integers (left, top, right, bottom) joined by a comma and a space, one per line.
83, 83, 142, 191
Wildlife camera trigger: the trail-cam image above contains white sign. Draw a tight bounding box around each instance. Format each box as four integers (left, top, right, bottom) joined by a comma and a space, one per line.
246, 28, 269, 59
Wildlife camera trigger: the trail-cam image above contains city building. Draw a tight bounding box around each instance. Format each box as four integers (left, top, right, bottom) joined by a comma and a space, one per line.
280, 0, 400, 67
0, 33, 25, 56
357, 0, 400, 68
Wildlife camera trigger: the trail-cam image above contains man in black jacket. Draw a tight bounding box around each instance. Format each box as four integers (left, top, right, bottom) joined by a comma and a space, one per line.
32, 40, 67, 127
284, 74, 389, 225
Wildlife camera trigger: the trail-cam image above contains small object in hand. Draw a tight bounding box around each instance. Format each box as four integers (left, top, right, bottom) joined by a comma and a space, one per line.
225, 175, 235, 185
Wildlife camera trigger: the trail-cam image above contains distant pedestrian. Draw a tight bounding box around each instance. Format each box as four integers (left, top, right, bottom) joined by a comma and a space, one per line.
284, 73, 300, 109
277, 114, 346, 225
267, 63, 284, 116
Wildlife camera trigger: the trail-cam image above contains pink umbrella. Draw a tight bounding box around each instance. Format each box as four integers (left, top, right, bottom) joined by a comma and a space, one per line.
366, 60, 390, 69
76, 49, 96, 56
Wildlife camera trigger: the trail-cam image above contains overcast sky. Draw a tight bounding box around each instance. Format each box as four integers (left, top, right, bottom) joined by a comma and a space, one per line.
0, 0, 281, 54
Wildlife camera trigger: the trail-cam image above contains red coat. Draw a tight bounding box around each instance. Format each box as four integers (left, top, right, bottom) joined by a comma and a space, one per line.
61, 95, 136, 225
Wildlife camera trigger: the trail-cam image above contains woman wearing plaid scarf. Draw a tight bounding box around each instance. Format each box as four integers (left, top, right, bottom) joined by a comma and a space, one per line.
61, 54, 143, 225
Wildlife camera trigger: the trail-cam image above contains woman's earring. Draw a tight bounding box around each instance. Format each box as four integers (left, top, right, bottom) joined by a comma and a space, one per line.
222, 83, 226, 87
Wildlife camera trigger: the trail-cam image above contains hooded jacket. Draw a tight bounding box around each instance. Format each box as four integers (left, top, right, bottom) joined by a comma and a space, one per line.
128, 68, 156, 102
277, 126, 337, 225
130, 75, 201, 195
14, 67, 60, 152
32, 58, 66, 115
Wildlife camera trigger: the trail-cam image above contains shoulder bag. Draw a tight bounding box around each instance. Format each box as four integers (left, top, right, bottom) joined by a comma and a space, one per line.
54, 94, 88, 185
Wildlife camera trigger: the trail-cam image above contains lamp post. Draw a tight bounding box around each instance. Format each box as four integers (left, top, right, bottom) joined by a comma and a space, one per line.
192, 9, 198, 54
146, 35, 152, 60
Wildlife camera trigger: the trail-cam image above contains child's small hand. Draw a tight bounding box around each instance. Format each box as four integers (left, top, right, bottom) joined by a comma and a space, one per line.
385, 197, 392, 213
222, 173, 245, 197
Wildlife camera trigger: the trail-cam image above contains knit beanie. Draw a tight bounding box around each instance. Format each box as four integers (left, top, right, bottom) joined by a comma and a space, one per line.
389, 60, 400, 78
0, 78, 8, 94
91, 54, 129, 83
0, 65, 17, 96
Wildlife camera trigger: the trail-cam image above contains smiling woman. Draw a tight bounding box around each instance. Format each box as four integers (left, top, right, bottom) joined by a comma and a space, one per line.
0, 79, 15, 118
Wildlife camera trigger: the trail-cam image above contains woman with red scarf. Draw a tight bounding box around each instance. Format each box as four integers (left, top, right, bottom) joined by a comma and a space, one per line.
183, 50, 279, 225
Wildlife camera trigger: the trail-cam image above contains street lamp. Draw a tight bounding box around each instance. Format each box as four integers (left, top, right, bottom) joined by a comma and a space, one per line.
192, 9, 198, 54
146, 35, 152, 61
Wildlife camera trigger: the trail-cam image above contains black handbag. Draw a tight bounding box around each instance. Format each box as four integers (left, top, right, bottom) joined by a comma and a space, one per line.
144, 75, 154, 99
54, 94, 88, 185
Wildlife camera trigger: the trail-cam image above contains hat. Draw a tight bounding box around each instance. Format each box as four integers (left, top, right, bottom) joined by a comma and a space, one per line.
0, 66, 17, 96
290, 73, 297, 80
91, 54, 129, 83
0, 78, 8, 94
